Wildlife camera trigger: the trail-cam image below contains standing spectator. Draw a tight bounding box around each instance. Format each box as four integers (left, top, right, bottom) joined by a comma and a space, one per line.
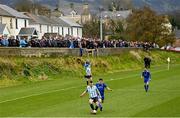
144, 56, 151, 69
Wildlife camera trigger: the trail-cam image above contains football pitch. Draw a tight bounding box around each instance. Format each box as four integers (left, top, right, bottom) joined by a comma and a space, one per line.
0, 64, 180, 117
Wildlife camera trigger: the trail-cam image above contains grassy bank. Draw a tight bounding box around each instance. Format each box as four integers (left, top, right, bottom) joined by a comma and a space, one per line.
0, 50, 179, 88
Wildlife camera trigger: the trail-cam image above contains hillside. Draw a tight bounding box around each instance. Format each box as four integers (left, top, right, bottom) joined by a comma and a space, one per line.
1, 0, 180, 13
0, 50, 179, 88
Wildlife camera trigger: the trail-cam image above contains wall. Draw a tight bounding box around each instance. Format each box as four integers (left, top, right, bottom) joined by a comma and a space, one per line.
0, 48, 143, 57
2, 16, 15, 36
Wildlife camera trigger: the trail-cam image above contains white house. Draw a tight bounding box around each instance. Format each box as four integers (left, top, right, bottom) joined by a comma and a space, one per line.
0, 4, 29, 38
25, 13, 82, 38
59, 17, 82, 38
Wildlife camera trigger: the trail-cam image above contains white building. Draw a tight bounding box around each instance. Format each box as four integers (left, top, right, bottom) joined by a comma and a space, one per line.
25, 13, 82, 39
0, 4, 29, 38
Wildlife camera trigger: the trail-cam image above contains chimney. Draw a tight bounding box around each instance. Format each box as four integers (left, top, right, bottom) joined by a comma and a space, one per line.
83, 3, 89, 10
34, 8, 39, 15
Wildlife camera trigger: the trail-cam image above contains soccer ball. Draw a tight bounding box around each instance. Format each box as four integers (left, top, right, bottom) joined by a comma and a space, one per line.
93, 110, 97, 114
91, 110, 97, 114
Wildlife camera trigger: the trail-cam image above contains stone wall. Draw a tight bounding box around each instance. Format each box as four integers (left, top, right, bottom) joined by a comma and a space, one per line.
0, 47, 143, 57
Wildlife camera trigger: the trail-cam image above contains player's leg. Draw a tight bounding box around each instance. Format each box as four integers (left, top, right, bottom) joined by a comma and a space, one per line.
91, 97, 99, 112
144, 81, 149, 92
89, 99, 95, 111
98, 98, 103, 111
144, 80, 147, 92
95, 101, 99, 111
146, 81, 149, 92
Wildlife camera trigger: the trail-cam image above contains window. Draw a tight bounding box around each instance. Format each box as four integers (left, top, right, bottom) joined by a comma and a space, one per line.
40, 25, 42, 33
58, 27, 60, 34
10, 18, 13, 29
77, 28, 79, 35
24, 20, 27, 27
62, 27, 64, 35
15, 19, 18, 29
68, 28, 70, 35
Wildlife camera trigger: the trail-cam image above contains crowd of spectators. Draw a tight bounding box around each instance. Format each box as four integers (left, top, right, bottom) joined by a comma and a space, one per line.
0, 35, 159, 50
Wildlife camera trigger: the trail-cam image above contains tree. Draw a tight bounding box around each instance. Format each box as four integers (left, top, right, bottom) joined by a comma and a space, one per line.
168, 10, 180, 29
103, 0, 133, 11
15, 0, 33, 12
70, 3, 74, 10
15, 0, 51, 16
83, 20, 101, 38
126, 7, 175, 47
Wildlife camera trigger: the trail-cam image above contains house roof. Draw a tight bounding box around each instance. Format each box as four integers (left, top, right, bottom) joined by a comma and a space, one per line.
18, 27, 38, 36
26, 13, 82, 28
51, 17, 70, 27
0, 8, 12, 17
0, 4, 29, 19
27, 13, 61, 26
60, 17, 82, 27
0, 23, 6, 34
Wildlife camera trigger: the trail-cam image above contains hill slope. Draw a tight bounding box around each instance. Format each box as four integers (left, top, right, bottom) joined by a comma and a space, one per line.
1, 0, 180, 12
0, 50, 179, 88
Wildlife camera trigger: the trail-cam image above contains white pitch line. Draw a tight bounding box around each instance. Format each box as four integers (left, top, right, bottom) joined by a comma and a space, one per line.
0, 68, 173, 104
0, 86, 77, 104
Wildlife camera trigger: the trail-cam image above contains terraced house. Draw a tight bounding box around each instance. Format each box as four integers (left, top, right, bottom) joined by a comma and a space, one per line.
25, 12, 82, 39
0, 4, 29, 38
0, 4, 83, 39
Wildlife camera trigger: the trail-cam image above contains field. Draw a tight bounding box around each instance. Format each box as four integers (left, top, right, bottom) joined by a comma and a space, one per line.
0, 64, 180, 117
0, 50, 180, 117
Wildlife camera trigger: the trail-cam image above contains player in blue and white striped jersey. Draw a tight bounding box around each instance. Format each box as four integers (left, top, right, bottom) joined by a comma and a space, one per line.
80, 81, 101, 114
84, 60, 92, 85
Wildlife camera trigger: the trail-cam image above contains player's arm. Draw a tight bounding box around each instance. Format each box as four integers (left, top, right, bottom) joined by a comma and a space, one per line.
105, 84, 112, 91
106, 87, 113, 91
80, 90, 88, 97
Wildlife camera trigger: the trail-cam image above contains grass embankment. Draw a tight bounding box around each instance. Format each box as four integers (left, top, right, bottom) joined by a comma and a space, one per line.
0, 50, 179, 88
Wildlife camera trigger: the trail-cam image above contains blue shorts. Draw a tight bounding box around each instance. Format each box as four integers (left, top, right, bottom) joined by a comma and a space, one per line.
144, 79, 150, 84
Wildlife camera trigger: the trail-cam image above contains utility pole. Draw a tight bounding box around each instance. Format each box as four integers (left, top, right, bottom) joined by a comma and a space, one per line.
99, 7, 103, 41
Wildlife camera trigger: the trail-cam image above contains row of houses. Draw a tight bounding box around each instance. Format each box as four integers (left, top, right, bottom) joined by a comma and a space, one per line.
0, 4, 83, 39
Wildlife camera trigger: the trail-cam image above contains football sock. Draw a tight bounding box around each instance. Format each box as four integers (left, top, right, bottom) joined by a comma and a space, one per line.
144, 85, 147, 91
90, 104, 94, 110
147, 85, 149, 91
86, 81, 88, 85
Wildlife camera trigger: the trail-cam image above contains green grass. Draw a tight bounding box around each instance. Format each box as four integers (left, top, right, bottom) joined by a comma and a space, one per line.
0, 50, 180, 117
0, 64, 180, 117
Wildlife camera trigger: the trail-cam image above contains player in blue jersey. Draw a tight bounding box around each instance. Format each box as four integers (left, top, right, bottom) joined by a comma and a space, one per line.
84, 60, 92, 85
96, 78, 112, 111
141, 68, 151, 92
80, 81, 101, 114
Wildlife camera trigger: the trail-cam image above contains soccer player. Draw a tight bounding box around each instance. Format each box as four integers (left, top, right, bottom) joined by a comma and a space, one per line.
84, 60, 92, 85
80, 81, 101, 114
96, 78, 112, 111
141, 68, 151, 92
